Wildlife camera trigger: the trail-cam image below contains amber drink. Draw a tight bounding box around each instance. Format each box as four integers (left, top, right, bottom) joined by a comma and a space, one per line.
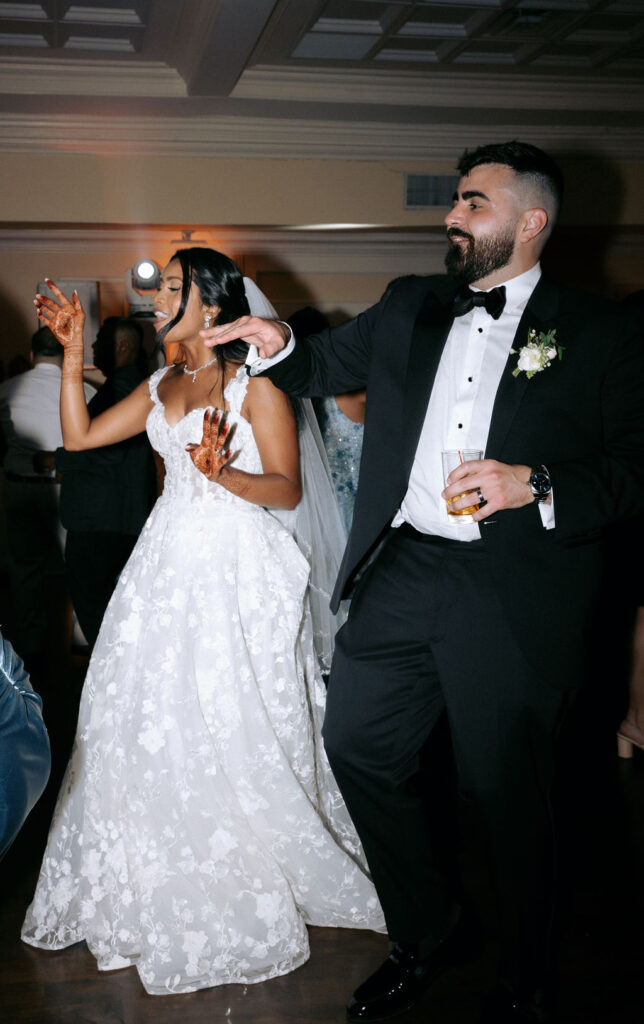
441, 449, 483, 523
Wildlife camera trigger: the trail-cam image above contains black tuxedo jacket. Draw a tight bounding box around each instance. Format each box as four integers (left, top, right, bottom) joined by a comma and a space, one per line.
265, 274, 644, 687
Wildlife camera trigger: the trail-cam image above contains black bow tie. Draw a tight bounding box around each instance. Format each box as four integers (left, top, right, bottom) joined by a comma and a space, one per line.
451, 284, 506, 321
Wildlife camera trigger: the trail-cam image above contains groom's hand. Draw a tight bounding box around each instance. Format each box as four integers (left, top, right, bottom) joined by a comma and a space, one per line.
442, 460, 537, 520
201, 316, 290, 360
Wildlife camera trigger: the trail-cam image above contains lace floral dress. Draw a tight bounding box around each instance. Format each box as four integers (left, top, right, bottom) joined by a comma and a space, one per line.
22, 366, 384, 994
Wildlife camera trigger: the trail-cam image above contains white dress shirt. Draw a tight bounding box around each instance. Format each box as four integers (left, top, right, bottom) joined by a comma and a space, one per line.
0, 363, 95, 477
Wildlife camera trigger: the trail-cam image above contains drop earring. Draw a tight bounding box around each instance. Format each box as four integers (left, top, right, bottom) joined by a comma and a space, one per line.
203, 313, 211, 329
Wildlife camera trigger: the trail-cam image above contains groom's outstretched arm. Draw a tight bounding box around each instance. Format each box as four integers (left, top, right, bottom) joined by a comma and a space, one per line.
201, 297, 387, 399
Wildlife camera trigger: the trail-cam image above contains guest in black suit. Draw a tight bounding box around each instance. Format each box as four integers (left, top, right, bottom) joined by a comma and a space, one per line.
56, 318, 156, 646
202, 142, 644, 1023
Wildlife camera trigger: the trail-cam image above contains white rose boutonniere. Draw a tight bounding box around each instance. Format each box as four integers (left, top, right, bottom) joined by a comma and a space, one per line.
512, 328, 564, 379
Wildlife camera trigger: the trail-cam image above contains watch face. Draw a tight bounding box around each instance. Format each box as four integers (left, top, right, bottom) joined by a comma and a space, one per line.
531, 470, 550, 496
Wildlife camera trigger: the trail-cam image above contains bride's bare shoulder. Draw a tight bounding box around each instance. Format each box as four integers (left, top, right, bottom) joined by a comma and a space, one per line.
244, 374, 295, 425
246, 373, 292, 404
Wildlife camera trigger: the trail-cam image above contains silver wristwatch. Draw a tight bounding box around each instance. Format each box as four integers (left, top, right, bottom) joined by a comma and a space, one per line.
529, 464, 552, 503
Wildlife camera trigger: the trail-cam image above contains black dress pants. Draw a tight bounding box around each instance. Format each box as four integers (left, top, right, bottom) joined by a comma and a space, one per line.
323, 525, 566, 990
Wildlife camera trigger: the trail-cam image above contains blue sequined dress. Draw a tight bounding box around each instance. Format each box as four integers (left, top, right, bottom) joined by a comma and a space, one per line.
313, 397, 364, 535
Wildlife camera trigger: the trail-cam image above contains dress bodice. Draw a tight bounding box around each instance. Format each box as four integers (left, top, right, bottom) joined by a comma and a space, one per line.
146, 364, 262, 512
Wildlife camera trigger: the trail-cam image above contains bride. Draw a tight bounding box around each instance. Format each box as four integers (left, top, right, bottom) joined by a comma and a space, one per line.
21, 248, 384, 995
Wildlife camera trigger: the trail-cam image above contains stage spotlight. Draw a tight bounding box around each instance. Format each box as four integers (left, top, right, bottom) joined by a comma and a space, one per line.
132, 259, 160, 289
125, 259, 161, 316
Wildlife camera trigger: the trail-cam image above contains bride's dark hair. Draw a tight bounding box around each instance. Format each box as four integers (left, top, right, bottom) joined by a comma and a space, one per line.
158, 247, 251, 367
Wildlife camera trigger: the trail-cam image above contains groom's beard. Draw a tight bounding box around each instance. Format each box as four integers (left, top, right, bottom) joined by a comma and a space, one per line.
445, 223, 516, 284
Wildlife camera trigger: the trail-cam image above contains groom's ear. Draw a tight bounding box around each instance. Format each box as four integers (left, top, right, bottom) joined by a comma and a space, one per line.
519, 207, 549, 245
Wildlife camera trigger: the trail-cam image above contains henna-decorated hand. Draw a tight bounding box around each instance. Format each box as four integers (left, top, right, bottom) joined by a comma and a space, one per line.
34, 280, 85, 353
186, 409, 232, 482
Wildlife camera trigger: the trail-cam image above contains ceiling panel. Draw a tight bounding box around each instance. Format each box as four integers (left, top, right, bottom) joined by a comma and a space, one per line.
0, 1, 641, 76
0, 0, 642, 160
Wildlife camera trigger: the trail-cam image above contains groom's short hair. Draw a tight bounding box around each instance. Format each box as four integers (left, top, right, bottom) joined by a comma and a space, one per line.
457, 140, 564, 224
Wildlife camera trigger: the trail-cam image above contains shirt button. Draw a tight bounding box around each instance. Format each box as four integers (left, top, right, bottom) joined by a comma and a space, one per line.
478, 327, 483, 333
458, 423, 463, 428
468, 377, 473, 382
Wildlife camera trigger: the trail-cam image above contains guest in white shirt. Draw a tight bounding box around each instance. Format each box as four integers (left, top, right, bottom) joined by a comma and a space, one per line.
0, 326, 94, 664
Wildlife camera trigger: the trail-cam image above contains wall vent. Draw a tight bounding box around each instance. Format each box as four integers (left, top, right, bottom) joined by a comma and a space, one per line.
405, 173, 458, 209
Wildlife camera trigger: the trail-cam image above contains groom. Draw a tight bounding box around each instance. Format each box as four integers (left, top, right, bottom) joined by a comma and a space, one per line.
203, 141, 644, 1022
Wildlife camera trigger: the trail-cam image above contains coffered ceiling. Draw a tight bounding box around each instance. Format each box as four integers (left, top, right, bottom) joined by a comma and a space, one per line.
0, 0, 643, 158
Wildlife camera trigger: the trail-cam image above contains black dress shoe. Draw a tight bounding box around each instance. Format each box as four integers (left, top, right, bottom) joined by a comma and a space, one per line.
478, 984, 553, 1023
346, 911, 471, 1022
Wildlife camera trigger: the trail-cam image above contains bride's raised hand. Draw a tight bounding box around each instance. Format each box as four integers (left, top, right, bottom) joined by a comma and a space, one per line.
186, 408, 233, 482
34, 279, 85, 353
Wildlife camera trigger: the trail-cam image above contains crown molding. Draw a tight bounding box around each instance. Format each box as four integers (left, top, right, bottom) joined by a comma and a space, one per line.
0, 111, 642, 161
0, 57, 640, 115
1, 226, 641, 277
232, 65, 644, 113
0, 224, 447, 273
0, 55, 186, 97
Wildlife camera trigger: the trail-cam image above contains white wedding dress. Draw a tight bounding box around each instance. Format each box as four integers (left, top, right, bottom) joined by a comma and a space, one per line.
22, 366, 384, 994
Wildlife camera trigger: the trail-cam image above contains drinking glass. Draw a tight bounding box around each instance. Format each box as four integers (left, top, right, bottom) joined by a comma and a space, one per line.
441, 449, 483, 523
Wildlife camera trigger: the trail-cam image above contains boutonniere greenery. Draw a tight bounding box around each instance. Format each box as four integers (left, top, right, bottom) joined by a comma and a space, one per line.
512, 328, 564, 379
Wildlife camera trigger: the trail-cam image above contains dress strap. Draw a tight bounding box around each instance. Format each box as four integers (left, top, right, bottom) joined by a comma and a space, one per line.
223, 364, 249, 418
148, 366, 170, 406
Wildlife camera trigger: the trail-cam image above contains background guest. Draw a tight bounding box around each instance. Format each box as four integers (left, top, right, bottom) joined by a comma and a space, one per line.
56, 317, 157, 648
618, 604, 644, 755
0, 327, 94, 670
288, 306, 365, 534
617, 290, 644, 756
0, 630, 50, 861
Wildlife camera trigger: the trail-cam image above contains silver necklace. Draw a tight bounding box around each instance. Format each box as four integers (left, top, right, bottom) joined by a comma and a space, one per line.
183, 357, 218, 383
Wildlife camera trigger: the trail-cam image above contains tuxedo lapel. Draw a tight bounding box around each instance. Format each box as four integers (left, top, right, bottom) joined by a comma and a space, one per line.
485, 276, 561, 458
401, 284, 455, 480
